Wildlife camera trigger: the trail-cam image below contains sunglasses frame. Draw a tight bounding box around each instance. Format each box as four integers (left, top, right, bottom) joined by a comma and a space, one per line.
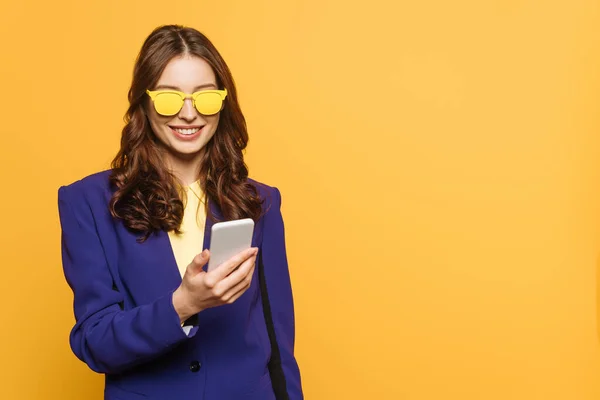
146, 88, 228, 116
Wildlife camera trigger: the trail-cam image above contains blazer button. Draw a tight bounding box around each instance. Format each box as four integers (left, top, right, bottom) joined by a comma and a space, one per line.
189, 361, 201, 373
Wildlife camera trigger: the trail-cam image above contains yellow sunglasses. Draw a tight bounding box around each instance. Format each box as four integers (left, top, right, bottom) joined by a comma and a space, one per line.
146, 89, 228, 116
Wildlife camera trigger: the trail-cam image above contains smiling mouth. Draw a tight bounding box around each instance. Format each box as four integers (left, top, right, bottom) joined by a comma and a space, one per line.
169, 126, 203, 135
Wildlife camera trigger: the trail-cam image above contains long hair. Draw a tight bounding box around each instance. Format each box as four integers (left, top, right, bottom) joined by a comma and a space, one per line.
109, 25, 262, 241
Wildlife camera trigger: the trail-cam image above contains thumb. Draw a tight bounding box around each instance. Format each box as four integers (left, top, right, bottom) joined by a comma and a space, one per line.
187, 249, 209, 275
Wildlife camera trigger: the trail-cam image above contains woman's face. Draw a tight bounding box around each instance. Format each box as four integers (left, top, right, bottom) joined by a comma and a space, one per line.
147, 55, 221, 161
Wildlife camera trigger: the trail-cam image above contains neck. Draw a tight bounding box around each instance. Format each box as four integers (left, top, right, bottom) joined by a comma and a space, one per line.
164, 150, 204, 186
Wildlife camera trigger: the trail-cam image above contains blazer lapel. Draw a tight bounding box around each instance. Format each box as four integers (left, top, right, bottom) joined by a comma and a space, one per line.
114, 227, 181, 305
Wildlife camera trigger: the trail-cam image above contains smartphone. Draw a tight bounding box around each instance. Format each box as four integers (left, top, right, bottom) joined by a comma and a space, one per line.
206, 218, 255, 272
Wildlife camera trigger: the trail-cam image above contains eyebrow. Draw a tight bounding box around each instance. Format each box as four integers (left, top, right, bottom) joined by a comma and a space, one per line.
154, 83, 218, 91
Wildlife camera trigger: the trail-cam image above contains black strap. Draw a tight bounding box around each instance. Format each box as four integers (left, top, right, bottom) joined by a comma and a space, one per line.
258, 249, 290, 400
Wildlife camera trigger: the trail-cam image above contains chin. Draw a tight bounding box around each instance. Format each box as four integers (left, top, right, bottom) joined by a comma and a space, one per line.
174, 146, 205, 157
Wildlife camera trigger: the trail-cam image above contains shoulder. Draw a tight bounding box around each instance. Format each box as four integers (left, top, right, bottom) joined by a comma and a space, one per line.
58, 169, 113, 205
247, 177, 283, 213
60, 169, 112, 192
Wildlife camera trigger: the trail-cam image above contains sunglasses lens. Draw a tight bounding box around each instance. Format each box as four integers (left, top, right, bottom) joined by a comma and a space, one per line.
195, 92, 224, 115
153, 92, 184, 116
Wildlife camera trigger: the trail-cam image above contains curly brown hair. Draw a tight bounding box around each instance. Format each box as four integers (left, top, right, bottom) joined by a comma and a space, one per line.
109, 25, 262, 241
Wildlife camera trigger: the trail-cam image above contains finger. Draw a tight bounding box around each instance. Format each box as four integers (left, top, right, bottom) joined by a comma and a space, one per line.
222, 267, 255, 304
209, 247, 257, 281
187, 249, 209, 275
223, 261, 255, 297
217, 253, 257, 293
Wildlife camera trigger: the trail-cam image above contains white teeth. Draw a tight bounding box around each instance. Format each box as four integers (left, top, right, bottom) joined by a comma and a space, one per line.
173, 128, 200, 135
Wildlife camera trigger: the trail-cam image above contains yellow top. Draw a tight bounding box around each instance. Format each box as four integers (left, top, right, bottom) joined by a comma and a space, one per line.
168, 180, 206, 277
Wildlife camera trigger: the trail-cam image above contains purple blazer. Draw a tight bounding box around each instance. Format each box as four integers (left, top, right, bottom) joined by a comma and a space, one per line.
57, 170, 303, 400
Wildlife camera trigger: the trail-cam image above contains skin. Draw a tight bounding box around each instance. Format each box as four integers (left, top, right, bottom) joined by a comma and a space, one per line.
146, 55, 257, 323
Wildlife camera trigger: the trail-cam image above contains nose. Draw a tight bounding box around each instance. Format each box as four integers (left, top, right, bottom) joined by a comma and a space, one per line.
179, 98, 199, 122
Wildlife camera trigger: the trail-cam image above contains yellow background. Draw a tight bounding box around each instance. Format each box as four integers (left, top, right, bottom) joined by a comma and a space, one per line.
1, 0, 599, 399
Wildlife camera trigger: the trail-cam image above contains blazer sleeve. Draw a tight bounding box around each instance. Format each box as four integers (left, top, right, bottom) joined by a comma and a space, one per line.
262, 187, 303, 399
58, 185, 197, 375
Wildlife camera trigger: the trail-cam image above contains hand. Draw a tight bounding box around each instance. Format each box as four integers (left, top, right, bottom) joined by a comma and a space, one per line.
172, 247, 259, 323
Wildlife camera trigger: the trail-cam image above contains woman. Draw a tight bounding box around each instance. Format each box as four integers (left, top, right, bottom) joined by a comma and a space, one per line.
57, 24, 303, 400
